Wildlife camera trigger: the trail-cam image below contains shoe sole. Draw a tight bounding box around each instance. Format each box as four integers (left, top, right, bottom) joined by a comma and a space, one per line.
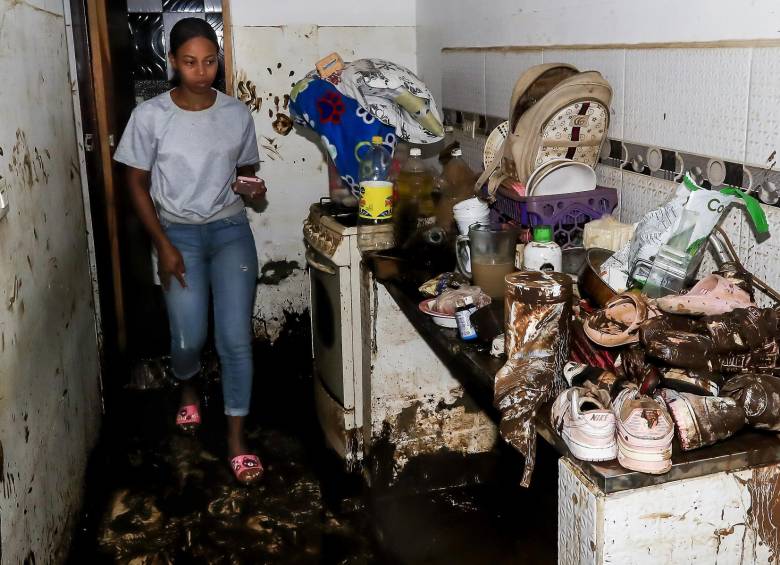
616, 437, 672, 474
562, 431, 618, 462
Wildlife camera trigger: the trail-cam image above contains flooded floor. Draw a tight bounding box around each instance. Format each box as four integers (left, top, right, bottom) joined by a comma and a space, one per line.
67, 338, 558, 564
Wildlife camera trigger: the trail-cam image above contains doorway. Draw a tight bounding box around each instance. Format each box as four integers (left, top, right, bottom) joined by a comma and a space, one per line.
70, 0, 234, 388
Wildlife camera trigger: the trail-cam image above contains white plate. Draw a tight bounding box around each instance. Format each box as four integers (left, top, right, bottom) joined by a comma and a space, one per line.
529, 160, 597, 196
418, 299, 458, 328
525, 159, 571, 195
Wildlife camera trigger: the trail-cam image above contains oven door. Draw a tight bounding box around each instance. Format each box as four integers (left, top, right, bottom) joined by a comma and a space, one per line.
306, 247, 346, 405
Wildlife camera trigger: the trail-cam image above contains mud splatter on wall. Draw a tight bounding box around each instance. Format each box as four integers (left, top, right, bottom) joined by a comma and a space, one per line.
0, 2, 101, 563
229, 15, 416, 342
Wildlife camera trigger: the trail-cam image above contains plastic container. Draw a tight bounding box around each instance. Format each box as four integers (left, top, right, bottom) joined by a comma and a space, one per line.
394, 147, 436, 252
488, 185, 618, 249
523, 225, 562, 273
357, 136, 394, 253
455, 296, 478, 341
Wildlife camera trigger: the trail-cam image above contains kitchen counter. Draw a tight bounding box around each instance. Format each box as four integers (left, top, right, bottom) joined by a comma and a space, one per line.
381, 278, 780, 495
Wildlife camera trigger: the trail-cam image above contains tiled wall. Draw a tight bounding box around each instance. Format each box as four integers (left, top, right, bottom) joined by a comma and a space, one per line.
441, 46, 780, 304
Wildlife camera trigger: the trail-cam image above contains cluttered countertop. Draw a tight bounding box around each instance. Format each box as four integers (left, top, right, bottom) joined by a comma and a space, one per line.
294, 54, 780, 495
379, 275, 780, 494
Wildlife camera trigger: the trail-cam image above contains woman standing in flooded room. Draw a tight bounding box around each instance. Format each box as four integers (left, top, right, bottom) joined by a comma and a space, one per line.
114, 18, 265, 484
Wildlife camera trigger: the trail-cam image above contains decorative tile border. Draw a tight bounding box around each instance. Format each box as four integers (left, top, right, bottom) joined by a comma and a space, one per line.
442, 107, 780, 206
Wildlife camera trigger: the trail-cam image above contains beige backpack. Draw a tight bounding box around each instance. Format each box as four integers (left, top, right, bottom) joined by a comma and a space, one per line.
476, 63, 613, 200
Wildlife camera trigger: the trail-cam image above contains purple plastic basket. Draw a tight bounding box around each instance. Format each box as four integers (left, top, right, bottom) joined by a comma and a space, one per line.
488, 186, 618, 249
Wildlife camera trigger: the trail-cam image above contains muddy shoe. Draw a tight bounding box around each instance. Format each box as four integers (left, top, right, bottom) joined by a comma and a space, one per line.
705, 307, 779, 353
657, 274, 753, 316
722, 374, 780, 431
661, 368, 723, 396
584, 292, 658, 347
612, 386, 674, 474
562, 361, 620, 395
550, 383, 617, 462
657, 389, 745, 451
644, 330, 715, 371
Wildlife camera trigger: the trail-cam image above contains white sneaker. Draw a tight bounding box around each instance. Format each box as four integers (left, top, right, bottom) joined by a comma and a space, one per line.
550, 384, 617, 462
612, 387, 674, 474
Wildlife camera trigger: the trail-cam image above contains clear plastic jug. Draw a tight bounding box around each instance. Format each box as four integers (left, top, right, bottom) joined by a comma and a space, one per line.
456, 223, 518, 299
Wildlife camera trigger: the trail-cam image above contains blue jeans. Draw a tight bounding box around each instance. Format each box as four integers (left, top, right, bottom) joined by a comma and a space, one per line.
160, 211, 258, 417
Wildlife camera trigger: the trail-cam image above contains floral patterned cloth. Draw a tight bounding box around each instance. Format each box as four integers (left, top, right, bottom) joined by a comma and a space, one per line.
331, 59, 444, 144
289, 75, 395, 196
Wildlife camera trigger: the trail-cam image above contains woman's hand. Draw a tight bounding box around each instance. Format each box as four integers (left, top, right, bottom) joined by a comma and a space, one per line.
232, 176, 267, 202
158, 241, 186, 290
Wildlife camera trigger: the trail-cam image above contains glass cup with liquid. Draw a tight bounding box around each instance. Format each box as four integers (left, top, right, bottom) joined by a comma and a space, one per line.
456, 223, 519, 299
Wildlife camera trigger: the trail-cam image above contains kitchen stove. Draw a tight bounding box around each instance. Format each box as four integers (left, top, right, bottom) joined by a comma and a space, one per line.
304, 198, 497, 484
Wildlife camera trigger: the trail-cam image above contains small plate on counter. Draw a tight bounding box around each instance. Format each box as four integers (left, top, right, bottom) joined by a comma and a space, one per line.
418, 299, 458, 328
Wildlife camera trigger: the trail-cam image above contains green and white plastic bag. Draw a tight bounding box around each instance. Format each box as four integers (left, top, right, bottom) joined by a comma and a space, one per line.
602, 174, 767, 289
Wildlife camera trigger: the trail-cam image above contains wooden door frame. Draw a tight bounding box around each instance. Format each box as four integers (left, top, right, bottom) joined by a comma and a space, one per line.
84, 0, 127, 353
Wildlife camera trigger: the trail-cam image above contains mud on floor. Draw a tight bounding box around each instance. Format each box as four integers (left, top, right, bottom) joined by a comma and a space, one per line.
68, 340, 558, 564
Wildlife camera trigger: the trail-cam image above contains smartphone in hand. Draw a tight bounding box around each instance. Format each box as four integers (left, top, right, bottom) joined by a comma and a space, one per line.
234, 176, 267, 198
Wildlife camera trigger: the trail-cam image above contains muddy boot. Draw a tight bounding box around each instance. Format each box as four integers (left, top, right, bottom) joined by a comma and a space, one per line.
722, 374, 780, 431
657, 389, 746, 451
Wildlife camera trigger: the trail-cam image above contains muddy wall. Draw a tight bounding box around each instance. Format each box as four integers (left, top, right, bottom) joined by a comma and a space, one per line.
227, 0, 416, 342
0, 0, 101, 562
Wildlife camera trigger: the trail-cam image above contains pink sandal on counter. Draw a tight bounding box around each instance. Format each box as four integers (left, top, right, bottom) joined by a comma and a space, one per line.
230, 454, 264, 484
176, 404, 201, 434
656, 274, 753, 316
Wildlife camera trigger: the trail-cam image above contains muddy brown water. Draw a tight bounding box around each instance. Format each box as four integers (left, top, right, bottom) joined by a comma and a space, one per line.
68, 330, 558, 564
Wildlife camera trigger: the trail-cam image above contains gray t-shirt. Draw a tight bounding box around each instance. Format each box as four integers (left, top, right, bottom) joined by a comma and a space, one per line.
114, 90, 260, 224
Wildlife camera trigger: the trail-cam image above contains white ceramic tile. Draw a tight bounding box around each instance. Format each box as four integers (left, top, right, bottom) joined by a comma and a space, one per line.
450, 129, 488, 172
543, 49, 626, 140
484, 50, 543, 118
317, 27, 417, 73
745, 48, 780, 167
624, 48, 750, 162
618, 171, 677, 225
442, 51, 485, 115
739, 203, 780, 306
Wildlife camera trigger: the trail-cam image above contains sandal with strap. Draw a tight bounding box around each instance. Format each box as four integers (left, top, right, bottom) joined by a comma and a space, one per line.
176, 404, 201, 434
584, 292, 658, 347
230, 454, 263, 484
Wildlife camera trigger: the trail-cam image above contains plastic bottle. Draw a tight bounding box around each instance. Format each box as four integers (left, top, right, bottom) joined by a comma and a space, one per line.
394, 147, 435, 252
357, 136, 394, 253
455, 296, 478, 341
523, 225, 562, 273
435, 147, 477, 238
441, 148, 477, 203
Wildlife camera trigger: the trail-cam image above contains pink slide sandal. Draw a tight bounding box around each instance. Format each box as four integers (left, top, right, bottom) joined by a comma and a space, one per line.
230, 454, 264, 484
175, 404, 201, 434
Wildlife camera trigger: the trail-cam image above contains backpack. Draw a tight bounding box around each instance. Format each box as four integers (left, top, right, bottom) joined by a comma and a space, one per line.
476, 63, 613, 200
